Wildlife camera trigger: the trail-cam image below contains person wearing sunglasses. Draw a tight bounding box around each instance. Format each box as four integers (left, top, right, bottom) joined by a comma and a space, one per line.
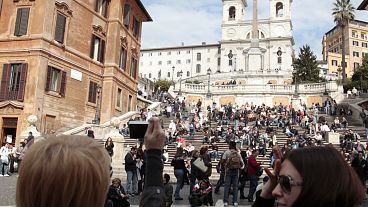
253, 146, 365, 207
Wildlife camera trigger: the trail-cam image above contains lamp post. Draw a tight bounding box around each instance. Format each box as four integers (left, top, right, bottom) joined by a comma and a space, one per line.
324, 75, 329, 96
207, 68, 212, 98
337, 65, 342, 84
94, 85, 102, 125
172, 66, 175, 89
178, 70, 183, 96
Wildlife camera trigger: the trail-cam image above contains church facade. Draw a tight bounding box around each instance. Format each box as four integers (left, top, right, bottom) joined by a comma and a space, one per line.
140, 0, 294, 85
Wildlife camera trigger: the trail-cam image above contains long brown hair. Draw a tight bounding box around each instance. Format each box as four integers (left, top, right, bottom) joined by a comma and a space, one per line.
286, 146, 364, 207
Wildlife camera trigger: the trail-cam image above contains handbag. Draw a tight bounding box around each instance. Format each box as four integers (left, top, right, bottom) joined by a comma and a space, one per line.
192, 158, 208, 173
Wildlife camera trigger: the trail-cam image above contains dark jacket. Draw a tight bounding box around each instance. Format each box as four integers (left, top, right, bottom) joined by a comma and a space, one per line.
170, 157, 186, 170
140, 149, 165, 207
107, 185, 130, 207
164, 182, 173, 206
125, 152, 136, 172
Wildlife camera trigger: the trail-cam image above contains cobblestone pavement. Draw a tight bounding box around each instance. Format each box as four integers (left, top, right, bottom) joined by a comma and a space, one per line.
2, 175, 368, 207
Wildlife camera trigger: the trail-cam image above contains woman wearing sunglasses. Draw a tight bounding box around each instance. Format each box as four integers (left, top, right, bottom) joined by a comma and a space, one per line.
253, 146, 365, 207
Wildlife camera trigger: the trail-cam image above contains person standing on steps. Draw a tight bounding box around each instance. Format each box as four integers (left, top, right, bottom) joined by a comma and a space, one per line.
170, 147, 186, 200
222, 141, 244, 206
125, 146, 138, 196
247, 148, 261, 202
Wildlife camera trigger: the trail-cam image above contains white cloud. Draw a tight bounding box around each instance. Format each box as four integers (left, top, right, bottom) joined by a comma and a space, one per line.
141, 0, 368, 58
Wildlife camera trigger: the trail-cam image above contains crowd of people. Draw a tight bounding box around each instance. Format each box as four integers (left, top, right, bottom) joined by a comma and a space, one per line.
2, 95, 368, 207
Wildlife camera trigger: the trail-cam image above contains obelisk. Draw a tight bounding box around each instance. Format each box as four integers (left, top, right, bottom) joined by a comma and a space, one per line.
247, 0, 263, 71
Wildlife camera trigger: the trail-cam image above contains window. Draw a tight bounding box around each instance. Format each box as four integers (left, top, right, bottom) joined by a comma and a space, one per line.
229, 6, 235, 20
95, 0, 109, 17
218, 47, 221, 54
278, 57, 282, 64
217, 57, 221, 66
119, 47, 127, 71
167, 60, 172, 65
354, 62, 360, 70
197, 53, 201, 61
353, 51, 360, 57
177, 72, 182, 77
14, 8, 30, 36
128, 95, 132, 111
132, 16, 140, 38
0, 0, 3, 16
186, 59, 191, 64
187, 50, 190, 54
167, 72, 170, 78
177, 51, 181, 55
123, 4, 131, 28
0, 63, 27, 101
90, 35, 105, 63
149, 53, 152, 56
276, 2, 284, 17
148, 73, 151, 78
45, 66, 66, 97
331, 60, 338, 66
176, 60, 181, 64
196, 64, 201, 73
353, 41, 359, 46
130, 57, 137, 79
229, 59, 233, 66
362, 42, 368, 48
207, 49, 211, 53
158, 61, 162, 65
158, 52, 162, 56
116, 88, 122, 108
88, 81, 98, 103
158, 70, 161, 79
352, 30, 358, 38
362, 33, 367, 40
167, 51, 171, 55
187, 71, 190, 77
207, 58, 210, 63
54, 13, 66, 44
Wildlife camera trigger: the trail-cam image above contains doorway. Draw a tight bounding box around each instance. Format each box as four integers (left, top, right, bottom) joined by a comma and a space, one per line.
1, 118, 17, 146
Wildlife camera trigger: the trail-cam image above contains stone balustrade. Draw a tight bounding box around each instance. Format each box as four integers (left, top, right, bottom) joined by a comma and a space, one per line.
179, 82, 338, 95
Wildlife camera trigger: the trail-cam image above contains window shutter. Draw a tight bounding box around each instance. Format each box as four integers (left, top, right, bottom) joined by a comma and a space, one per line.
123, 4, 131, 28
60, 71, 66, 97
95, 0, 99, 12
14, 8, 30, 36
45, 66, 52, 91
99, 39, 105, 63
54, 14, 66, 44
90, 35, 96, 59
17, 64, 28, 101
102, 0, 109, 18
0, 64, 11, 101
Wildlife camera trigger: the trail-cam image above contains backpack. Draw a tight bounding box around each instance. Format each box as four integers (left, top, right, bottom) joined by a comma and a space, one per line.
226, 151, 241, 169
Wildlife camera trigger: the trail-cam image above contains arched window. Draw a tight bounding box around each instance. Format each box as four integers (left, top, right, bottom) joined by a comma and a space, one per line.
276, 2, 284, 17
246, 32, 251, 39
229, 6, 236, 20
260, 31, 265, 39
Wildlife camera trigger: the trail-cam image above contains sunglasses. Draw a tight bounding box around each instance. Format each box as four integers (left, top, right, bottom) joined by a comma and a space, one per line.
277, 175, 303, 193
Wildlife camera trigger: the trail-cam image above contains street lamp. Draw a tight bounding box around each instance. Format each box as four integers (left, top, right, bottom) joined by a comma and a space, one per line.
207, 68, 212, 97
178, 70, 183, 96
172, 66, 175, 89
94, 85, 102, 125
337, 65, 342, 84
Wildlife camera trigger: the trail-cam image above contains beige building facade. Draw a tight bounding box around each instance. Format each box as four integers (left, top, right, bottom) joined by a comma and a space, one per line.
322, 20, 368, 78
0, 0, 151, 145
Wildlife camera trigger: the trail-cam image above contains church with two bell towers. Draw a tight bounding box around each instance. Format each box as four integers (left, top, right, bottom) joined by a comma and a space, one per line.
140, 0, 294, 85
220, 0, 294, 84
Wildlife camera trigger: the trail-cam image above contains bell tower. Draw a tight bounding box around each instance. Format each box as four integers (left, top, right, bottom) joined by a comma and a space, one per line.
269, 0, 291, 20
222, 0, 247, 24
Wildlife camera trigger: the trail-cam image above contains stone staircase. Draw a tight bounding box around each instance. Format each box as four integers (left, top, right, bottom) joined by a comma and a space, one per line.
111, 106, 367, 182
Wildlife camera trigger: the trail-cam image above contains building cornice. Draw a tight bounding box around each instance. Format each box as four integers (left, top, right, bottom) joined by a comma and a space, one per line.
141, 43, 220, 52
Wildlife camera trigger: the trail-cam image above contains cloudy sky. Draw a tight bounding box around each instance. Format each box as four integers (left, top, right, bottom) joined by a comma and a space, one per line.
140, 0, 368, 59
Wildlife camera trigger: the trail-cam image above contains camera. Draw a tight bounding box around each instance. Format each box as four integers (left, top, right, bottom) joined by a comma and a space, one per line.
129, 121, 148, 139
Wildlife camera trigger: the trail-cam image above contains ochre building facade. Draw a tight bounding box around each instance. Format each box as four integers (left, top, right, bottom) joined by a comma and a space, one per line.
0, 0, 151, 145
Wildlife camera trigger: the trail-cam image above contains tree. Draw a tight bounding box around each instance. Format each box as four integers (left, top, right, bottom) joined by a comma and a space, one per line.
351, 55, 368, 91
154, 79, 173, 92
332, 0, 355, 84
292, 45, 320, 83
